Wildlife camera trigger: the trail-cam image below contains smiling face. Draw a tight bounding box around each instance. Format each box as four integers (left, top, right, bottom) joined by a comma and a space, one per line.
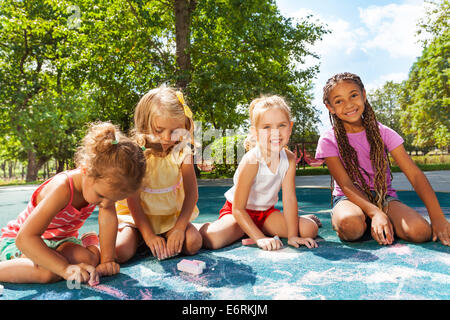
325, 80, 366, 132
252, 107, 293, 154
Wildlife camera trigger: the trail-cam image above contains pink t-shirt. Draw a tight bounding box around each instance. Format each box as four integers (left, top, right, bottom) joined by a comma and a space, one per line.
315, 123, 404, 197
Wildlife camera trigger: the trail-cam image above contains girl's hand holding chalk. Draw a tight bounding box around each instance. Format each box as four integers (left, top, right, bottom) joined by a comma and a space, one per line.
256, 236, 283, 251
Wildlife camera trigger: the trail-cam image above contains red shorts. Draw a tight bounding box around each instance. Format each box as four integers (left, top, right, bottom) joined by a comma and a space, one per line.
218, 200, 280, 230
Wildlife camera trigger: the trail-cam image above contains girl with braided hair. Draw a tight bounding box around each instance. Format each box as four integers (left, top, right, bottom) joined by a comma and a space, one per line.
316, 72, 449, 246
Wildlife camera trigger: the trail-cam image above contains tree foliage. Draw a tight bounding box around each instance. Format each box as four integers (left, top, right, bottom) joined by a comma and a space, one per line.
399, 0, 449, 149
0, 0, 93, 180
189, 0, 326, 134
368, 81, 416, 151
0, 0, 328, 180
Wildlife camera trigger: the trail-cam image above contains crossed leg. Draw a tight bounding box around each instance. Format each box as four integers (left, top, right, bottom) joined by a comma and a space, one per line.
0, 242, 100, 284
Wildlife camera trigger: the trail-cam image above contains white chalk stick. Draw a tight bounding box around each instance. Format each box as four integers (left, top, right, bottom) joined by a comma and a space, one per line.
177, 264, 202, 275
273, 235, 284, 248
179, 259, 197, 266
193, 260, 206, 269
177, 259, 203, 275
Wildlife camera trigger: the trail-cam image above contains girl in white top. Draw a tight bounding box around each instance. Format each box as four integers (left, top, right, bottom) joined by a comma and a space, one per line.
199, 95, 320, 251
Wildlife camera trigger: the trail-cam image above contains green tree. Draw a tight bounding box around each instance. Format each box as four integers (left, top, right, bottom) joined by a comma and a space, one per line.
78, 0, 327, 149
369, 81, 403, 132
73, 0, 176, 131
368, 81, 416, 152
81, 0, 328, 133
188, 0, 327, 131
1, 0, 327, 181
399, 0, 449, 149
0, 0, 94, 180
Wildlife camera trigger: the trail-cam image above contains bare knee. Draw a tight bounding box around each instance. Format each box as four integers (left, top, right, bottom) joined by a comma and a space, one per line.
115, 228, 139, 263
82, 247, 100, 266
401, 219, 432, 243
299, 218, 319, 238
183, 227, 203, 256
115, 242, 137, 264
335, 215, 367, 241
199, 223, 218, 250
199, 223, 229, 250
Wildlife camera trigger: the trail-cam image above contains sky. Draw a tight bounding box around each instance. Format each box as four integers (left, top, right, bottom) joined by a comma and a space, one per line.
275, 0, 431, 134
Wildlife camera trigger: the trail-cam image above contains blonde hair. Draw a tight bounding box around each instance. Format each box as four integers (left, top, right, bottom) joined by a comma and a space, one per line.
244, 95, 292, 151
75, 121, 146, 194
132, 85, 195, 156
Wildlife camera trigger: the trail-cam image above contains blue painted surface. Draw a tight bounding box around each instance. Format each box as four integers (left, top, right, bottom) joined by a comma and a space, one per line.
0, 186, 449, 300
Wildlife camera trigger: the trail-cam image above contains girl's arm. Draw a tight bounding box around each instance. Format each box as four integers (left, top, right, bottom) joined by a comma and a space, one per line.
390, 144, 449, 245
166, 155, 199, 256
325, 156, 394, 245
127, 192, 168, 260
15, 178, 97, 282
96, 205, 120, 276
233, 155, 281, 250
281, 150, 318, 248
281, 151, 300, 239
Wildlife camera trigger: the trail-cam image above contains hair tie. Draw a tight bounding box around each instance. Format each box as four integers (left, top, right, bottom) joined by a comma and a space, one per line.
111, 140, 119, 145
141, 146, 146, 151
176, 91, 193, 119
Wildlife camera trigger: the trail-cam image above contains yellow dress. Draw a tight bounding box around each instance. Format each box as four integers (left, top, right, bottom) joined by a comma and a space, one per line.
116, 144, 199, 235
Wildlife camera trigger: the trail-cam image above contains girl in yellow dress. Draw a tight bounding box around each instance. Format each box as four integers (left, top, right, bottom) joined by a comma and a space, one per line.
115, 86, 202, 262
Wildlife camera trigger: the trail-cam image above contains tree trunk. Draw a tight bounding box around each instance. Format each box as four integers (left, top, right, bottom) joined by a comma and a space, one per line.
26, 150, 47, 182
174, 0, 197, 92
26, 150, 38, 182
8, 161, 13, 179
12, 161, 17, 179
1, 162, 5, 179
57, 159, 65, 173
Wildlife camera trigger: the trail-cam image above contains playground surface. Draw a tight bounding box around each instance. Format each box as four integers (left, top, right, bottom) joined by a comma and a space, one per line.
0, 171, 449, 301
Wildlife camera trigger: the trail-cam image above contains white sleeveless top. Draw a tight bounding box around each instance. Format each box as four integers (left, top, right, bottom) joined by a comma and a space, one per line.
224, 145, 290, 211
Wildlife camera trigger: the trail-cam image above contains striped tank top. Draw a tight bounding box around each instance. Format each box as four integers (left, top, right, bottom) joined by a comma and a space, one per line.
0, 170, 96, 240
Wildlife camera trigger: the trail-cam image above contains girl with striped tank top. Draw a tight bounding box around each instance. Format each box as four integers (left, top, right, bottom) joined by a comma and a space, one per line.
115, 86, 202, 263
200, 95, 321, 251
0, 122, 146, 284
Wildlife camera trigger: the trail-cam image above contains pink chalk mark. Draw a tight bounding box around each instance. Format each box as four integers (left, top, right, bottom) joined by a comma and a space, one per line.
388, 244, 412, 255
140, 289, 153, 300
92, 284, 128, 299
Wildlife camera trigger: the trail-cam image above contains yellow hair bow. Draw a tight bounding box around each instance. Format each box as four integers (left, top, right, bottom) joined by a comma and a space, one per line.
176, 91, 193, 119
